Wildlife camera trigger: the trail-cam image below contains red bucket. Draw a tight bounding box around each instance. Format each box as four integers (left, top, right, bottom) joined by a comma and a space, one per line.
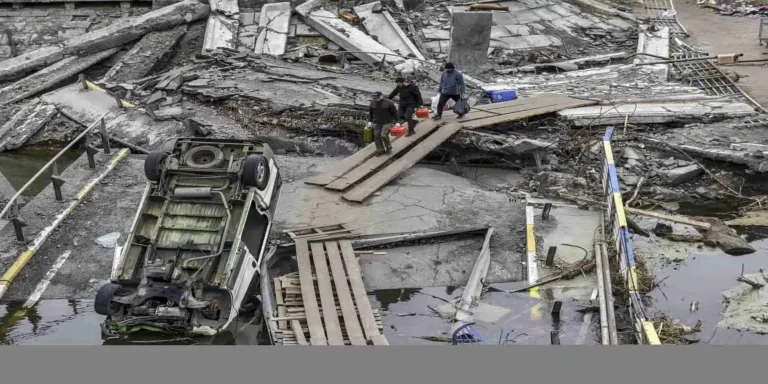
390, 123, 407, 137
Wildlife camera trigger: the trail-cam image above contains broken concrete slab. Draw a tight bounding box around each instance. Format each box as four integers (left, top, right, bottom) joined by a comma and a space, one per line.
720, 272, 768, 335
653, 222, 704, 242
290, 17, 322, 37
210, 0, 239, 17
0, 0, 210, 81
657, 164, 704, 186
448, 10, 492, 72
559, 101, 757, 126
254, 2, 291, 55
296, 0, 403, 67
101, 25, 187, 83
0, 103, 57, 152
354, 1, 424, 60
635, 26, 670, 81
0, 48, 119, 107
641, 138, 768, 174
572, 0, 635, 21
203, 13, 239, 52
422, 28, 450, 41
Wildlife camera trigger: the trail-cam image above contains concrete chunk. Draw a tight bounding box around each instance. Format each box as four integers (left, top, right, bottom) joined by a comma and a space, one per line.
255, 2, 292, 55
102, 25, 187, 83
448, 10, 492, 72
354, 1, 424, 60
0, 103, 58, 152
0, 49, 119, 107
0, 0, 210, 81
296, 0, 402, 66
203, 13, 239, 52
210, 0, 239, 16
657, 164, 704, 186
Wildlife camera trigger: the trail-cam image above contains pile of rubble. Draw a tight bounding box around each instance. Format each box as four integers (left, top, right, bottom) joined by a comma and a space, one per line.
697, 0, 768, 17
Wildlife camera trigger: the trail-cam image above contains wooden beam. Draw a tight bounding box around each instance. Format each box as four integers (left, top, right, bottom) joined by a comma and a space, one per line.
338, 240, 380, 340
461, 98, 597, 129
325, 120, 441, 191
291, 320, 309, 345
309, 241, 345, 345
304, 136, 400, 186
343, 123, 463, 203
324, 240, 367, 346
295, 239, 327, 345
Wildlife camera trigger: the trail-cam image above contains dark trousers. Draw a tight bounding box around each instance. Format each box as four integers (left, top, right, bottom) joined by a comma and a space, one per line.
436, 94, 461, 116
398, 105, 417, 133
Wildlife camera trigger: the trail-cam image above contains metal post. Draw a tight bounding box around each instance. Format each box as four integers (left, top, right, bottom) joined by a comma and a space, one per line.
100, 118, 111, 155
78, 74, 88, 90
51, 162, 65, 202
12, 217, 26, 242
340, 52, 347, 68
85, 132, 98, 169
545, 246, 557, 267
550, 331, 560, 345
379, 54, 387, 70
110, 91, 124, 109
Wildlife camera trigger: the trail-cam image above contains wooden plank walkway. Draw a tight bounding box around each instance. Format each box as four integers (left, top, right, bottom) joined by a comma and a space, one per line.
342, 123, 463, 203
273, 239, 388, 345
324, 120, 441, 191
304, 94, 596, 203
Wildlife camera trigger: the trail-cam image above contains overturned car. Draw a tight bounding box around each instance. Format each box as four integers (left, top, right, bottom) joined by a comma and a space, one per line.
95, 138, 282, 337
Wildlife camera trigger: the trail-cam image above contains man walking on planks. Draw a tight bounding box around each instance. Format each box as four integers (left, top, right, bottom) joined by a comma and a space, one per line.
433, 62, 467, 120
387, 77, 424, 137
368, 91, 397, 156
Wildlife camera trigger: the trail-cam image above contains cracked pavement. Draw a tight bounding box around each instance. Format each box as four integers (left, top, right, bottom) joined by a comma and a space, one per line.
274, 156, 526, 290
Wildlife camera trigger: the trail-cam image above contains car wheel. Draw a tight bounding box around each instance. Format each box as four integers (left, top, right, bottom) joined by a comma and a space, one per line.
242, 155, 270, 190
184, 145, 224, 169
94, 283, 122, 316
144, 152, 167, 182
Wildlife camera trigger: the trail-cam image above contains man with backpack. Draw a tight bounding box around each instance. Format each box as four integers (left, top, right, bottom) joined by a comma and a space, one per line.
387, 77, 424, 137
433, 62, 467, 120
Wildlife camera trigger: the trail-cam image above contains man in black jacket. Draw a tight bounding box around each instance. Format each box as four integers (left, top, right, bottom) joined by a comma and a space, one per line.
368, 91, 398, 155
388, 77, 423, 137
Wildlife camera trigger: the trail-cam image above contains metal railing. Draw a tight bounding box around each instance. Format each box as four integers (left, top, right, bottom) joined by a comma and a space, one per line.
0, 112, 114, 242
600, 127, 661, 345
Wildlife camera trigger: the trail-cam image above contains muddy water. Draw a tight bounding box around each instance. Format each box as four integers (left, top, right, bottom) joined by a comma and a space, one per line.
646, 235, 768, 345
0, 148, 84, 197
0, 286, 599, 345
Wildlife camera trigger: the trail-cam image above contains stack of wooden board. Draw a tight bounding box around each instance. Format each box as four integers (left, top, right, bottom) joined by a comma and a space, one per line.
304, 93, 596, 203
273, 239, 389, 345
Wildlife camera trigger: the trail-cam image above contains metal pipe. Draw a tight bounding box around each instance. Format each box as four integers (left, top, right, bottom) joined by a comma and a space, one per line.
601, 241, 619, 344
634, 56, 718, 66
594, 242, 610, 345
0, 112, 110, 220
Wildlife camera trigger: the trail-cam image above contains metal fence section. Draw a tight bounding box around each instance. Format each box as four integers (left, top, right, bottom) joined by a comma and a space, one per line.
0, 111, 113, 242
643, 0, 689, 37
601, 127, 661, 345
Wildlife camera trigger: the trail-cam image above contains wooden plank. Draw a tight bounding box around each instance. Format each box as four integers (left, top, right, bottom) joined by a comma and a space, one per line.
325, 241, 367, 345
625, 206, 711, 229
295, 239, 327, 345
472, 94, 576, 112
458, 97, 582, 122
274, 278, 287, 330
338, 240, 380, 340
371, 334, 390, 345
462, 98, 597, 129
291, 320, 309, 345
304, 137, 400, 186
309, 242, 345, 345
343, 123, 463, 203
325, 120, 441, 191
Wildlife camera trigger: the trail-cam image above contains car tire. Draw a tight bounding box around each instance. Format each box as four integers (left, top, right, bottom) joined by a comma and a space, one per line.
183, 145, 224, 169
242, 155, 270, 190
94, 283, 122, 316
144, 152, 167, 182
